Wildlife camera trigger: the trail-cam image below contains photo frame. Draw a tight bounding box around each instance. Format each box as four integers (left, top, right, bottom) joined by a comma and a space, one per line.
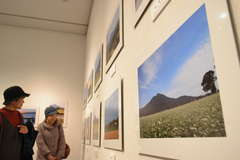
134, 0, 153, 27
103, 77, 123, 151
94, 44, 103, 92
92, 99, 102, 147
18, 107, 40, 128
136, 0, 239, 159
105, 0, 124, 73
82, 82, 88, 107
82, 117, 86, 145
55, 102, 68, 128
85, 112, 92, 145
87, 71, 94, 102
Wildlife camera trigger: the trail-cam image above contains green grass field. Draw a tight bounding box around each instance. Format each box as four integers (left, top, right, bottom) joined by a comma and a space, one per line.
140, 93, 226, 138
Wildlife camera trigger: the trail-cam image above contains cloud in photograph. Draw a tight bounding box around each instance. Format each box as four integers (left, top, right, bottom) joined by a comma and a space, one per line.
165, 38, 215, 98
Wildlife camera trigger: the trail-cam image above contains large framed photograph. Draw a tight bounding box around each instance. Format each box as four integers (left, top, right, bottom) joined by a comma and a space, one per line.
103, 78, 123, 151
94, 45, 103, 92
105, 0, 124, 73
134, 0, 153, 27
18, 107, 39, 128
92, 99, 102, 147
137, 0, 239, 158
87, 71, 94, 102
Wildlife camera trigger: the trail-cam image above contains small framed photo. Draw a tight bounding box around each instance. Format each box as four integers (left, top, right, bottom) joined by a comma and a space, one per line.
18, 107, 40, 128
134, 0, 153, 27
105, 0, 124, 73
92, 99, 102, 147
87, 71, 94, 102
55, 102, 68, 128
85, 112, 92, 145
103, 77, 123, 151
82, 83, 88, 107
94, 45, 103, 92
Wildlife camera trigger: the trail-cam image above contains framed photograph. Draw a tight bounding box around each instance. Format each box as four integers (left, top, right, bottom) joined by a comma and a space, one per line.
82, 83, 88, 107
105, 0, 124, 73
87, 71, 94, 102
134, 0, 153, 27
85, 112, 92, 145
18, 107, 39, 128
103, 78, 123, 151
82, 117, 86, 145
55, 103, 68, 128
92, 100, 102, 147
136, 0, 239, 158
94, 45, 103, 92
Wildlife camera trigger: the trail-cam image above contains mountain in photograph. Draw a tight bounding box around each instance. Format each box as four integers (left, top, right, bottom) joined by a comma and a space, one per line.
140, 93, 198, 117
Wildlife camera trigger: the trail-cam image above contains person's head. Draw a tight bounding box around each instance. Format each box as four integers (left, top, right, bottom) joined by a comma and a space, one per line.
45, 105, 59, 125
3, 86, 30, 109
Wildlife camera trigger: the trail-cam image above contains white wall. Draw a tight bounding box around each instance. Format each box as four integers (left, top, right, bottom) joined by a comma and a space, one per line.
83, 0, 240, 160
229, 0, 240, 53
0, 24, 86, 160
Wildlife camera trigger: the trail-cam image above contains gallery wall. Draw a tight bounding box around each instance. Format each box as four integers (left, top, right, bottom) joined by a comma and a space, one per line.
229, 0, 240, 55
83, 0, 240, 160
0, 24, 86, 160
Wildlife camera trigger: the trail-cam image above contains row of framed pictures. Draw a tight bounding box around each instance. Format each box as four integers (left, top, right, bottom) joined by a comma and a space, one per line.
82, 0, 169, 106
83, 77, 123, 151
82, 0, 239, 159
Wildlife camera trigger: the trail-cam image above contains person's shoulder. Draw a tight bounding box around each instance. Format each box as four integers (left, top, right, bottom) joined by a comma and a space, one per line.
37, 121, 45, 131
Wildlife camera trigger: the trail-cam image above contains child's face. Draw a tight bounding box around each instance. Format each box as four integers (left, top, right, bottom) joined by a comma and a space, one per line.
47, 114, 57, 124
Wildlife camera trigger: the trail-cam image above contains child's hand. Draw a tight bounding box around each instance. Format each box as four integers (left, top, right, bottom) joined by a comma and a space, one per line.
17, 125, 28, 134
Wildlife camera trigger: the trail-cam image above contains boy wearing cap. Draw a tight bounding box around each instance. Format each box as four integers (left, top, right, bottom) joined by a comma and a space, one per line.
36, 105, 66, 160
0, 86, 30, 160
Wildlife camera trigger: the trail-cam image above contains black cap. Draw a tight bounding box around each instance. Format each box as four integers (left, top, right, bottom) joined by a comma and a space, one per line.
3, 86, 30, 105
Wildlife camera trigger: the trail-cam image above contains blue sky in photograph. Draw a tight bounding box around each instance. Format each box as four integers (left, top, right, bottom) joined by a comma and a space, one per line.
19, 109, 36, 118
105, 89, 119, 125
138, 5, 217, 108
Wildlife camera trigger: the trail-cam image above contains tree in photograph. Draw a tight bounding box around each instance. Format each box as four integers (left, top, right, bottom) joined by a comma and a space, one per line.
201, 70, 217, 94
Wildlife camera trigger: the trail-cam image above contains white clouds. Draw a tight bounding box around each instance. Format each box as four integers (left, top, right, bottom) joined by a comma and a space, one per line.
165, 39, 216, 98
140, 51, 162, 88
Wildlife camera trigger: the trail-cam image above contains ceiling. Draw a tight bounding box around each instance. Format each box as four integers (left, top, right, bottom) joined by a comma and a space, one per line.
0, 0, 93, 34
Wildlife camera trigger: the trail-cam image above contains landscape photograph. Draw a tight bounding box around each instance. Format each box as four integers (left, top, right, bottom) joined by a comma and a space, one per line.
104, 89, 119, 140
93, 103, 101, 141
85, 114, 92, 145
18, 108, 37, 124
106, 7, 120, 65
56, 106, 65, 125
87, 72, 93, 101
83, 83, 88, 105
137, 5, 226, 138
94, 47, 103, 91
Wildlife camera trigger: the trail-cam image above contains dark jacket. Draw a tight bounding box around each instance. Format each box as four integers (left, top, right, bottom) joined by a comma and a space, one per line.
21, 121, 38, 160
0, 112, 22, 160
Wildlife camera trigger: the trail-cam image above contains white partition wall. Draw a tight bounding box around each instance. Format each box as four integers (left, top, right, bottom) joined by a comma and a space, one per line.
0, 24, 86, 160
82, 0, 240, 160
